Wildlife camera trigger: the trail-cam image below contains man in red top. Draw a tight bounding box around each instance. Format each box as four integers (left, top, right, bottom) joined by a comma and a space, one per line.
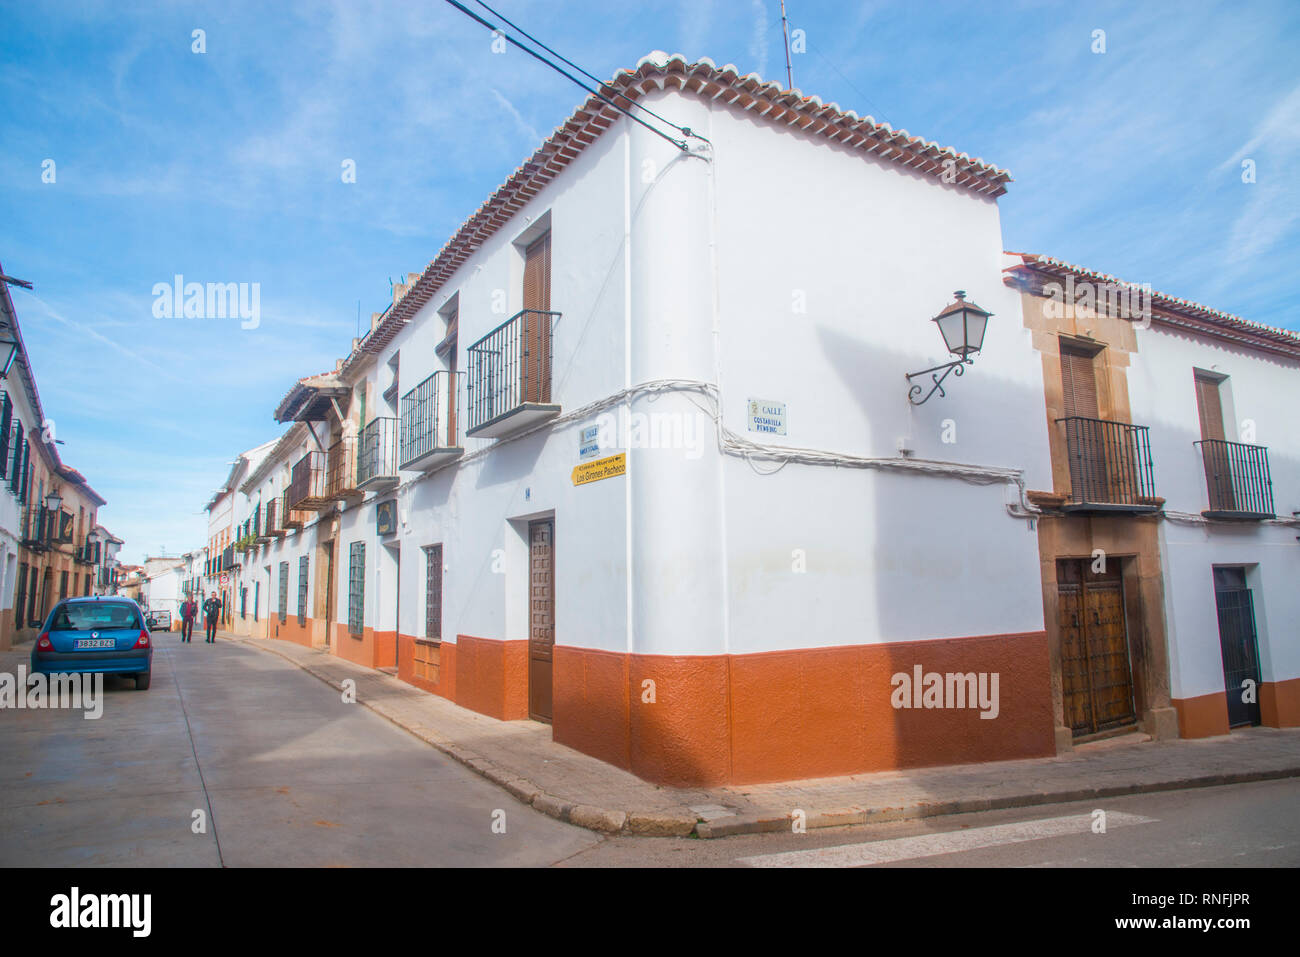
180, 596, 198, 643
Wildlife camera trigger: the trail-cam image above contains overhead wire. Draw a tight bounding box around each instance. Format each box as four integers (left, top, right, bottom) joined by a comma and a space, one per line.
441, 0, 691, 151
471, 0, 709, 144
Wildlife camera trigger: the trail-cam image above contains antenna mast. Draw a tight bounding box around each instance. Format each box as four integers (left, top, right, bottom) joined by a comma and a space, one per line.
780, 0, 794, 89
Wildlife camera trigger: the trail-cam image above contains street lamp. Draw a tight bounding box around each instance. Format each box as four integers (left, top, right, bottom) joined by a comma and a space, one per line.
905, 291, 993, 405
45, 489, 62, 513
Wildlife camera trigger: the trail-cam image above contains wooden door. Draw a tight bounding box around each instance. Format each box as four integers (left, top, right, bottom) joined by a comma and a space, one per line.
1195, 372, 1234, 510
521, 233, 551, 404
1057, 559, 1137, 736
528, 519, 555, 723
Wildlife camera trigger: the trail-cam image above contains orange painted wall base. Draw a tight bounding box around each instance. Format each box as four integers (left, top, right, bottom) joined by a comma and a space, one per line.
1173, 692, 1231, 738
331, 624, 396, 670
1261, 678, 1300, 728
399, 630, 1057, 787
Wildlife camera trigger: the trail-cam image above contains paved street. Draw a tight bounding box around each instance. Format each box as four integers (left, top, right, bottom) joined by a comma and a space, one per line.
3, 633, 1299, 868
0, 636, 598, 867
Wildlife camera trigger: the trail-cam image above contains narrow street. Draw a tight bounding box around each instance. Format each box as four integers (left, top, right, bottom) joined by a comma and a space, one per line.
3, 634, 1299, 869
0, 637, 599, 867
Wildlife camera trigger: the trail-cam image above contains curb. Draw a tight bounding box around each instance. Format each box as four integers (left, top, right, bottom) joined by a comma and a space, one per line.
220, 635, 1300, 841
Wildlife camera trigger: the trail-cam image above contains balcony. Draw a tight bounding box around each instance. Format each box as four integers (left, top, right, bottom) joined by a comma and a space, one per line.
326, 433, 362, 501
265, 499, 284, 538
357, 417, 399, 490
400, 370, 464, 471
1056, 416, 1160, 512
465, 309, 561, 438
20, 506, 48, 551
1194, 439, 1274, 519
281, 489, 308, 530
74, 541, 96, 565
287, 451, 330, 511
223, 544, 238, 568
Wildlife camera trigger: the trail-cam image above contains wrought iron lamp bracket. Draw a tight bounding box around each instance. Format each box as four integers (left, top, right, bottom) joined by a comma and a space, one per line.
905, 357, 972, 406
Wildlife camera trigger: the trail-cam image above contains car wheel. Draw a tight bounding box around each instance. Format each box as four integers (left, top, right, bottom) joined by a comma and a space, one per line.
135, 671, 152, 690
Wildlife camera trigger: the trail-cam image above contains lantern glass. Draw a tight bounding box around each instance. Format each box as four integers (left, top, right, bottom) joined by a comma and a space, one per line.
45, 491, 62, 513
935, 310, 971, 356
932, 292, 991, 358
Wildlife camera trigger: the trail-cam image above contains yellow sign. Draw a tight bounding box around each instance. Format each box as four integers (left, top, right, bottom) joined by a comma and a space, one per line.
572, 453, 626, 486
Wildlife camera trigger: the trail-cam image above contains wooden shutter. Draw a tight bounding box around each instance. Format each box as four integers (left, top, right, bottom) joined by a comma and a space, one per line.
0, 392, 10, 480
521, 233, 552, 404
1194, 371, 1226, 441
1059, 343, 1100, 419
522, 233, 551, 312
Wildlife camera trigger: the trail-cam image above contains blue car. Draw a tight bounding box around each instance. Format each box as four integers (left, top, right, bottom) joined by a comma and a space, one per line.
31, 597, 154, 690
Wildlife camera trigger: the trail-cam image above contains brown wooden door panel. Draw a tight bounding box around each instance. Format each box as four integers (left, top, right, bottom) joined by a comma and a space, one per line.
528, 519, 555, 722
1057, 559, 1137, 736
1058, 583, 1094, 734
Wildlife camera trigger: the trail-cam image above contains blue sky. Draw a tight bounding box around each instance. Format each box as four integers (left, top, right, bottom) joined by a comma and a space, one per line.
2, 0, 1296, 563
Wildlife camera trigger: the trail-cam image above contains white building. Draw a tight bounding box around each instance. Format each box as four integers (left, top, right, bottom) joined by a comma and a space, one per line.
219, 53, 1298, 786
141, 556, 186, 625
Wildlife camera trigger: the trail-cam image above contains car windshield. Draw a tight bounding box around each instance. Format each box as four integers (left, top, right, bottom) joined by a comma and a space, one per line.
49, 603, 143, 632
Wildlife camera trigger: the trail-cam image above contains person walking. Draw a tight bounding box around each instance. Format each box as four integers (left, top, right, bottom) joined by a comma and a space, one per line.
180, 596, 198, 643
203, 594, 222, 643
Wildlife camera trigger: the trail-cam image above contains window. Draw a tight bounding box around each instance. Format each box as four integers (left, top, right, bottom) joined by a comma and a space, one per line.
83, 574, 90, 597
0, 391, 11, 480
50, 601, 142, 632
347, 542, 365, 636
254, 580, 259, 622
424, 544, 443, 641
59, 570, 68, 600
297, 556, 309, 626
239, 586, 247, 618
278, 561, 289, 623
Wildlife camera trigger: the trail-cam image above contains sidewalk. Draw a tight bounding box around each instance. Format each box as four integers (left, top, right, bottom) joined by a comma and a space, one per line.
225, 632, 1300, 838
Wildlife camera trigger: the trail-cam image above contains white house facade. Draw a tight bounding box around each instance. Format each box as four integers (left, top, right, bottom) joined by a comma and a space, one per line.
210, 53, 1299, 787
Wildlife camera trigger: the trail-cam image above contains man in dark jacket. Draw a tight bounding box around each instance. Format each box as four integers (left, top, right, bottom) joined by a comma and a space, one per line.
180, 597, 198, 642
203, 594, 222, 643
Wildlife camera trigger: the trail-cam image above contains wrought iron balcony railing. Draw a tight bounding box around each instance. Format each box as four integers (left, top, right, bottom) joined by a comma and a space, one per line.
266, 498, 283, 537
465, 309, 561, 438
281, 489, 308, 529
400, 370, 464, 471
357, 417, 399, 489
20, 506, 48, 550
326, 432, 361, 500
287, 450, 329, 511
1056, 416, 1158, 511
1194, 439, 1274, 518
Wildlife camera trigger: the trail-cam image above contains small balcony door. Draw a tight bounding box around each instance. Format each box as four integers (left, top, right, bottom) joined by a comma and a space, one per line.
521, 233, 551, 405
1195, 371, 1235, 511
1060, 343, 1104, 496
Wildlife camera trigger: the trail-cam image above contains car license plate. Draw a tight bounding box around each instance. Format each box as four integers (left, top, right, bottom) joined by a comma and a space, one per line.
74, 638, 116, 649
